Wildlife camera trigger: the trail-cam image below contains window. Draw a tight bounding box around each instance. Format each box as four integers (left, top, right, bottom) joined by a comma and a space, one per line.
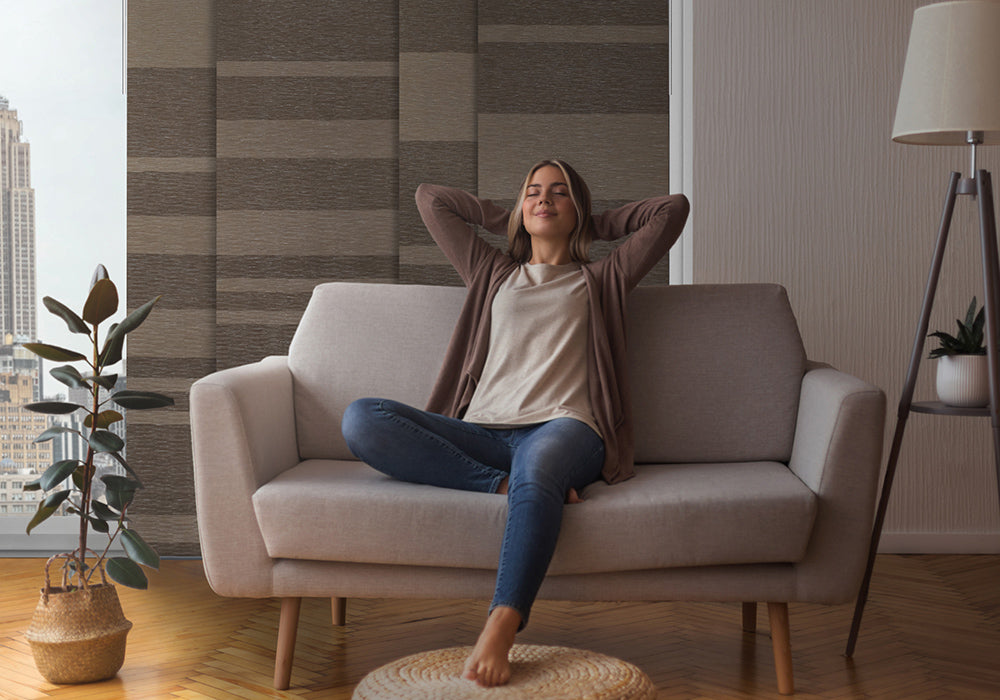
0, 1, 125, 554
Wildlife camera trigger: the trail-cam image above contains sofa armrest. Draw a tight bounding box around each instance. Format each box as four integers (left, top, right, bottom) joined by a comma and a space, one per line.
190, 355, 300, 597
788, 366, 886, 603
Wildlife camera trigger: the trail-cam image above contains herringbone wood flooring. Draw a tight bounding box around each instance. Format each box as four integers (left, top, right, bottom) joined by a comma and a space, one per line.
1, 556, 998, 698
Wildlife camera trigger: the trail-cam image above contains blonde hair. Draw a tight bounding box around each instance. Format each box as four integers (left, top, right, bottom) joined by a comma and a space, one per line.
507, 159, 594, 264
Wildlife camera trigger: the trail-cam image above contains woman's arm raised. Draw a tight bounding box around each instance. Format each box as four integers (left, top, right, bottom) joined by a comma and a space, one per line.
415, 184, 511, 286
591, 193, 690, 289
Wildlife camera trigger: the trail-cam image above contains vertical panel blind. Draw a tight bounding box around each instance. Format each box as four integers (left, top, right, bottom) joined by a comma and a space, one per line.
127, 0, 668, 556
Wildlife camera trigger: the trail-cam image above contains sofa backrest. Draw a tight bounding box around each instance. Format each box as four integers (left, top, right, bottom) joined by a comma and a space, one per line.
289, 282, 806, 464
627, 284, 805, 464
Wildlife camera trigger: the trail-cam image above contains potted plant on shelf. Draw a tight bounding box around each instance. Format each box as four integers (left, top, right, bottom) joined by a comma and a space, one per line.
20, 265, 174, 684
928, 296, 990, 408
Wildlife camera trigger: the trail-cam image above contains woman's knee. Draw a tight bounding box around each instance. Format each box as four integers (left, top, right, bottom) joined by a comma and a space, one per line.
510, 420, 604, 491
341, 397, 380, 451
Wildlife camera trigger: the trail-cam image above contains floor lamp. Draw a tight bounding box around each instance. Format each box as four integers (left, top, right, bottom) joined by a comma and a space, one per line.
846, 0, 1000, 657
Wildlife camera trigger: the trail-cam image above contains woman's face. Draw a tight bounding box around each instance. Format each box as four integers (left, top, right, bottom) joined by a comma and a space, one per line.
521, 165, 578, 242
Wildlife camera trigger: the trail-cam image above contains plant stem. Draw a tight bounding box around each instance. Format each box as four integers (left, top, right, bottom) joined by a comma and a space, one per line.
94, 518, 124, 574
80, 325, 102, 584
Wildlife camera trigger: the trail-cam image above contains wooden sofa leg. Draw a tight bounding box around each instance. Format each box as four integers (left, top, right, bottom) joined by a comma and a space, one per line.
275, 597, 302, 690
742, 602, 758, 632
767, 602, 794, 695
332, 597, 347, 626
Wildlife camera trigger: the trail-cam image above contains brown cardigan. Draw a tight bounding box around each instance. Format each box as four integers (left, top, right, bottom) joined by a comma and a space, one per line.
416, 184, 690, 484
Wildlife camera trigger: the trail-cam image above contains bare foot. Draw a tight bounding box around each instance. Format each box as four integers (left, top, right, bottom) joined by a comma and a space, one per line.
462, 606, 520, 687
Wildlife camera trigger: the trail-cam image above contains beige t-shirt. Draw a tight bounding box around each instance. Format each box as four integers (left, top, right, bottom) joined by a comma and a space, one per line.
463, 262, 599, 436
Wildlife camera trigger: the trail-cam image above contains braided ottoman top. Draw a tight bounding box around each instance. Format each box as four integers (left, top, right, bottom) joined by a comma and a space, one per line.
353, 644, 656, 699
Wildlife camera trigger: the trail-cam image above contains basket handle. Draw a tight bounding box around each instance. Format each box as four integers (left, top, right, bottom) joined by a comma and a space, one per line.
42, 550, 107, 602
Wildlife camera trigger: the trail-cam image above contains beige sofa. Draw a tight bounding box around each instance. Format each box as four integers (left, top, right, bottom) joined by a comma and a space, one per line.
189, 282, 885, 694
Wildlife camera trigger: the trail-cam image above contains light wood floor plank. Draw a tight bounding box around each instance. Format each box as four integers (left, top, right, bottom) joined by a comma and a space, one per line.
1, 556, 999, 697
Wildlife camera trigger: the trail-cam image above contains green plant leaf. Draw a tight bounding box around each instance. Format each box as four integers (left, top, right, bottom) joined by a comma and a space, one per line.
90, 373, 119, 390
85, 410, 124, 430
99, 325, 124, 367
972, 306, 986, 340
89, 430, 125, 453
103, 474, 139, 491
26, 502, 59, 534
91, 264, 110, 285
43, 490, 72, 508
33, 425, 79, 443
40, 460, 83, 491
66, 557, 90, 575
42, 296, 90, 334
23, 478, 41, 491
958, 324, 973, 347
964, 296, 979, 328
109, 452, 142, 486
103, 297, 160, 349
928, 297, 987, 357
121, 529, 160, 570
23, 401, 86, 415
110, 390, 174, 410
88, 516, 110, 534
50, 364, 90, 390
82, 278, 119, 325
26, 491, 71, 534
102, 475, 138, 511
21, 343, 87, 363
91, 500, 122, 521
106, 557, 148, 589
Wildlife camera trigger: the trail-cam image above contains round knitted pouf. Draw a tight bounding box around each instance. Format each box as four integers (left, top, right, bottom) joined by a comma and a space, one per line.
352, 644, 656, 699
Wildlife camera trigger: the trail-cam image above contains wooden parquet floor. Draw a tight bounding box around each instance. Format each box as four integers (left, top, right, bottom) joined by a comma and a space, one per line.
1, 555, 998, 699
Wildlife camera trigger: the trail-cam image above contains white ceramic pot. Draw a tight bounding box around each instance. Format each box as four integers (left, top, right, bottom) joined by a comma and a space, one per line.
935, 354, 990, 407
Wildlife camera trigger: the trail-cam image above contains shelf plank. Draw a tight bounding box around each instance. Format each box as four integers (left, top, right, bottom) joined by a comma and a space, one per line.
911, 401, 992, 417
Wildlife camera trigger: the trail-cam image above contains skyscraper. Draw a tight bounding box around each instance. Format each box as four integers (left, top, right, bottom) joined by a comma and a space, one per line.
0, 96, 36, 343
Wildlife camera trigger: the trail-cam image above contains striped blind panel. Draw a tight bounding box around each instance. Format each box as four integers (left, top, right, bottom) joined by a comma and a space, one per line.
127, 0, 668, 556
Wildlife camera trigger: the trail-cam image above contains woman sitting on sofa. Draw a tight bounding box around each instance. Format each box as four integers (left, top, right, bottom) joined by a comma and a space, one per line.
341, 159, 689, 687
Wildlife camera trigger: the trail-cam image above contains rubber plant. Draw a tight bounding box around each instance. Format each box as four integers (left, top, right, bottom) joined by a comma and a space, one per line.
22, 265, 174, 589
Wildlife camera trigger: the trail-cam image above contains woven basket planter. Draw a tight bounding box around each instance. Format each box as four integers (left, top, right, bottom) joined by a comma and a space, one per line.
25, 559, 132, 685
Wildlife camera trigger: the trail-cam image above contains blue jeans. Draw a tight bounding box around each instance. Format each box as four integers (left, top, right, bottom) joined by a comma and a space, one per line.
341, 398, 605, 627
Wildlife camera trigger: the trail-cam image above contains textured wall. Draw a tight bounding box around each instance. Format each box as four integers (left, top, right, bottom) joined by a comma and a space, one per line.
214, 1, 400, 369
691, 1, 1000, 549
476, 1, 671, 284
127, 1, 669, 555
127, 0, 215, 556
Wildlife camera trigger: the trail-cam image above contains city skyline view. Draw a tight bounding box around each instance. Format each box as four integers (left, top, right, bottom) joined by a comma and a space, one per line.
0, 1, 126, 531
0, 1, 126, 358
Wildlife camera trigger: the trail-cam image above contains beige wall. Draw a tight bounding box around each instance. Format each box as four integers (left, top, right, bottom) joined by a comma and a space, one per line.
690, 1, 1000, 550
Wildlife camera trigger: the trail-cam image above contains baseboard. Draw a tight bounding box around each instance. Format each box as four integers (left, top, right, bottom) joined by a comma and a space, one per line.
878, 532, 1000, 554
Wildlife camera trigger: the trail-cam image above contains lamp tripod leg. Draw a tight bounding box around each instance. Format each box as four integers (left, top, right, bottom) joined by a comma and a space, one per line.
845, 172, 962, 657
976, 170, 1000, 510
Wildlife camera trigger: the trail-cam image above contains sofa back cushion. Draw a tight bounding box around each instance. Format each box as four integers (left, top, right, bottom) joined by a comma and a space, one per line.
290, 283, 464, 461
289, 282, 805, 463
628, 284, 805, 464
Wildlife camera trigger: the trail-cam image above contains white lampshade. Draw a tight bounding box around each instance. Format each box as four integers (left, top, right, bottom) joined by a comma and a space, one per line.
892, 0, 1000, 145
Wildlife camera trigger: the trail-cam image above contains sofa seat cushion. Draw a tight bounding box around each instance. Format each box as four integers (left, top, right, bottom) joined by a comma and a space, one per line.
252, 460, 818, 576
